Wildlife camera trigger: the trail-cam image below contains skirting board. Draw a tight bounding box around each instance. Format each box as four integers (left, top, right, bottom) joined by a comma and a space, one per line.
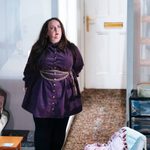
64, 115, 75, 145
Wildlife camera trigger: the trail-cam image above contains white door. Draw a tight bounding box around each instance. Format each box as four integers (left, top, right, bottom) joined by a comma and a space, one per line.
84, 0, 127, 89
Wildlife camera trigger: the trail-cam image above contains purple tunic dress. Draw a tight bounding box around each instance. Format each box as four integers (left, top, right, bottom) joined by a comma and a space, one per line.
22, 44, 84, 118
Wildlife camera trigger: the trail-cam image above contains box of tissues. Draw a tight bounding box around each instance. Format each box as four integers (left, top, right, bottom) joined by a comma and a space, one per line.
137, 83, 150, 97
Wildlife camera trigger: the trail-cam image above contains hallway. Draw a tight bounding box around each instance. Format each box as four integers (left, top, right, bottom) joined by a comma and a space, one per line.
64, 89, 126, 149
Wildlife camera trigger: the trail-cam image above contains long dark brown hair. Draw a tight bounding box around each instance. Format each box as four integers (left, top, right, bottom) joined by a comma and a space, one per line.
27, 17, 69, 69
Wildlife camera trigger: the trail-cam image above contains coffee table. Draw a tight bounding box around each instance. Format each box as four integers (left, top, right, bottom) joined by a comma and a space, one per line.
0, 136, 23, 150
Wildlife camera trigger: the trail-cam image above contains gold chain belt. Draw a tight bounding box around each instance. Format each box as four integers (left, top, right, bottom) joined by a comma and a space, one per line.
40, 69, 70, 81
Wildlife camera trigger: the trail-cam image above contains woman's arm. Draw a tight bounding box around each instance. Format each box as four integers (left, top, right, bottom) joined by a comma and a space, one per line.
23, 63, 39, 88
72, 46, 84, 77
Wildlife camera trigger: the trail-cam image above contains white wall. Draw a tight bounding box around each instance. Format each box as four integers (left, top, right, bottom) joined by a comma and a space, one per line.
126, 0, 134, 123
0, 0, 51, 130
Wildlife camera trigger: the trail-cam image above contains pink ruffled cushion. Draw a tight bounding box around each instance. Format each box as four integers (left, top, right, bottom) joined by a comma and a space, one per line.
84, 128, 128, 150
84, 143, 108, 150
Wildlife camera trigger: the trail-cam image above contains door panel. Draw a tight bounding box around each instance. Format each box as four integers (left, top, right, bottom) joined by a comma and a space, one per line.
84, 0, 127, 89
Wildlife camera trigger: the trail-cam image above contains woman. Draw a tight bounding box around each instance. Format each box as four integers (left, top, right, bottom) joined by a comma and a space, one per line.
22, 17, 84, 150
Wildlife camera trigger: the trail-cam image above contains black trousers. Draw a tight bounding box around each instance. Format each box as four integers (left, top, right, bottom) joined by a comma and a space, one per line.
33, 117, 69, 150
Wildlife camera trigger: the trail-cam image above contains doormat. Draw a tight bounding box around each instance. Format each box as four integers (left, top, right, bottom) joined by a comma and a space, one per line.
2, 129, 34, 147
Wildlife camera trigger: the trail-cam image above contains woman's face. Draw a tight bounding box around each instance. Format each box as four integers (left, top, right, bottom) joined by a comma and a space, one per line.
47, 20, 62, 44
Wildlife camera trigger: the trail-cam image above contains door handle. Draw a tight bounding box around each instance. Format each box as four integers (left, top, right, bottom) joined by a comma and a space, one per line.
86, 16, 90, 32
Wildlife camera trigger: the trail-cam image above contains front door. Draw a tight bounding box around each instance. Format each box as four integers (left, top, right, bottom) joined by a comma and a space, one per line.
84, 0, 127, 89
